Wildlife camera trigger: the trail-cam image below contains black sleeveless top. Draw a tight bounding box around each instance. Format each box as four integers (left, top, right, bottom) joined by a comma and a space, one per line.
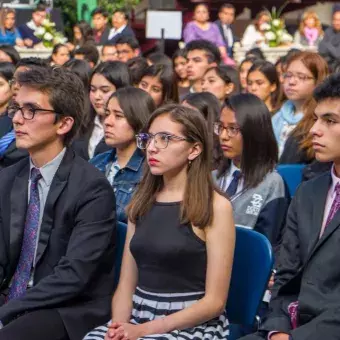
130, 202, 207, 293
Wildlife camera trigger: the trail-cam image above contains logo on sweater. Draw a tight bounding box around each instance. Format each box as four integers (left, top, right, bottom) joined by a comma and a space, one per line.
246, 194, 263, 216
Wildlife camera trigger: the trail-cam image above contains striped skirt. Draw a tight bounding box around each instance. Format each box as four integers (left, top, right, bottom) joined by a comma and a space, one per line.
83, 286, 229, 340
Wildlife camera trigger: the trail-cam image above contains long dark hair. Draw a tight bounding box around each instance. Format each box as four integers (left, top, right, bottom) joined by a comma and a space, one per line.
73, 21, 94, 46
140, 64, 179, 105
247, 60, 282, 112
217, 93, 278, 189
183, 92, 223, 169
128, 104, 215, 228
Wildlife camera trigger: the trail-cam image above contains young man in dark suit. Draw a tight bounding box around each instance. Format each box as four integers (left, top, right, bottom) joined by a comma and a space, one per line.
0, 67, 116, 340
107, 10, 136, 45
91, 7, 111, 45
240, 73, 340, 340
215, 3, 238, 57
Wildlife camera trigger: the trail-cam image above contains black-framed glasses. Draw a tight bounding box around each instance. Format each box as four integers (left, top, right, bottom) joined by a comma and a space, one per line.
214, 122, 240, 138
136, 132, 189, 150
282, 72, 314, 82
7, 104, 60, 120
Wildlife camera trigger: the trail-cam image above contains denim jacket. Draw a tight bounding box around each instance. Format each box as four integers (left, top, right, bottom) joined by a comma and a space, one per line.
90, 148, 145, 224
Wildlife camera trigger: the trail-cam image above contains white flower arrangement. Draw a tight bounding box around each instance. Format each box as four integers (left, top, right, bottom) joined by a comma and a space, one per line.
34, 16, 66, 48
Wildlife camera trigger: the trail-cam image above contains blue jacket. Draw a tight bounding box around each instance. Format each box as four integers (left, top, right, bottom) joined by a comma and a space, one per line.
90, 148, 144, 224
0, 29, 21, 46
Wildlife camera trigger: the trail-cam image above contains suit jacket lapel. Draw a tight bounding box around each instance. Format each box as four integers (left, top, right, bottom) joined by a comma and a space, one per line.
306, 172, 333, 261
9, 162, 29, 272
35, 149, 74, 265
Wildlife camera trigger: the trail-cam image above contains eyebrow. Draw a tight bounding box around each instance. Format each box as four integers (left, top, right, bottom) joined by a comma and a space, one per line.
316, 112, 340, 119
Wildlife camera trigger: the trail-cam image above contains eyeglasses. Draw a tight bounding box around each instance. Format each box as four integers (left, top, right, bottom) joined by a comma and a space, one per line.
282, 72, 314, 82
136, 132, 189, 150
214, 122, 240, 137
8, 78, 18, 88
8, 104, 60, 120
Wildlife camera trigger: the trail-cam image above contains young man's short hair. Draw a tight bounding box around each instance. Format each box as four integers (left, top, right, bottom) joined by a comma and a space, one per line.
219, 3, 235, 12
185, 39, 221, 64
314, 73, 340, 103
16, 57, 48, 69
91, 7, 109, 18
113, 9, 129, 21
17, 67, 85, 145
34, 2, 47, 13
115, 36, 140, 50
74, 45, 100, 66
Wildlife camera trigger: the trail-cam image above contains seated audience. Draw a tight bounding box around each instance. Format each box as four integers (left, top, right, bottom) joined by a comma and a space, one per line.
72, 61, 131, 160
91, 7, 110, 45
202, 65, 236, 104
0, 8, 24, 47
213, 93, 287, 251
84, 104, 234, 340
67, 21, 94, 52
172, 49, 190, 101
115, 36, 140, 63
182, 91, 222, 169
319, 8, 340, 68
242, 11, 270, 50
126, 56, 148, 86
184, 3, 229, 64
74, 44, 100, 68
18, 2, 47, 47
240, 72, 340, 340
147, 52, 172, 68
215, 3, 238, 57
0, 45, 20, 65
239, 56, 257, 92
0, 66, 116, 340
101, 43, 118, 62
0, 62, 13, 116
272, 52, 328, 156
294, 10, 323, 47
108, 10, 135, 44
185, 39, 221, 93
91, 87, 155, 224
138, 64, 178, 107
247, 60, 282, 114
50, 43, 70, 66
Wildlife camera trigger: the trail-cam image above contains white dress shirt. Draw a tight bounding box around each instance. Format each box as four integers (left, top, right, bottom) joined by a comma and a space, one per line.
88, 116, 104, 159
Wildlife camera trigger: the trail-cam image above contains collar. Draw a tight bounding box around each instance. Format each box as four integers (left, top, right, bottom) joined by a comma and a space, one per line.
330, 164, 340, 195
94, 115, 104, 129
107, 147, 144, 172
30, 148, 66, 186
26, 20, 38, 31
110, 24, 126, 35
229, 161, 240, 175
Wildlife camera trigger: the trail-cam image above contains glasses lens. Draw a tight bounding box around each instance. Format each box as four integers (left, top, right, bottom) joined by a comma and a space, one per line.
136, 133, 149, 149
154, 134, 168, 149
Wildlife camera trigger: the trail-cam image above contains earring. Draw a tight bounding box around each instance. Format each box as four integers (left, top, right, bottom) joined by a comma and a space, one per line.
188, 160, 192, 167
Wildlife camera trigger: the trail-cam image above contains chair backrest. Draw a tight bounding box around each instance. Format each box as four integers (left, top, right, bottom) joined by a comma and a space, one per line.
226, 227, 274, 325
276, 164, 305, 197
114, 221, 128, 287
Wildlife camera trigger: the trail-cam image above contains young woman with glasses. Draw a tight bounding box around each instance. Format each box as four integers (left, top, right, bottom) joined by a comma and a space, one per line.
272, 51, 329, 156
84, 104, 235, 340
213, 93, 288, 337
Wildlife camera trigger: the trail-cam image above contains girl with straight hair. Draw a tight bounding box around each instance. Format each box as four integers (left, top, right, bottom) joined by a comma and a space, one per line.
247, 60, 283, 114
172, 48, 190, 101
72, 61, 131, 160
214, 93, 288, 249
90, 86, 155, 224
138, 64, 179, 107
84, 104, 235, 340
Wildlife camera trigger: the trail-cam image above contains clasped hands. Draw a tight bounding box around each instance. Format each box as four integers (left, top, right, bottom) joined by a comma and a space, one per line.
105, 322, 144, 340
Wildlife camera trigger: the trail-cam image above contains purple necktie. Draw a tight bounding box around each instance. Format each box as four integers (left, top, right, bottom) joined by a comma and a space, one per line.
325, 183, 340, 227
7, 168, 42, 300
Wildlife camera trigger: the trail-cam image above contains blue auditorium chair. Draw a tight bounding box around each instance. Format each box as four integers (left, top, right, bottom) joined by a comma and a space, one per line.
277, 164, 305, 197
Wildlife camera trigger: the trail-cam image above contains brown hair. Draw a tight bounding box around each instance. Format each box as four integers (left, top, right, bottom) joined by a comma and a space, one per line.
255, 10, 269, 31
127, 104, 215, 228
299, 10, 323, 36
288, 52, 329, 160
0, 7, 16, 34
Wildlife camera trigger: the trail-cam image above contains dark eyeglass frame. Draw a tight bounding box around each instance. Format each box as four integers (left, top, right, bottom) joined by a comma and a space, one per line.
7, 105, 61, 120
136, 132, 189, 150
213, 122, 240, 138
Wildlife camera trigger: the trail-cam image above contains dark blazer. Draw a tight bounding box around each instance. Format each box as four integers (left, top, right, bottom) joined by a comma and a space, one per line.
0, 148, 116, 340
258, 171, 340, 339
107, 25, 136, 44
95, 26, 111, 45
0, 115, 28, 170
71, 136, 111, 161
279, 135, 310, 165
18, 23, 42, 45
215, 20, 238, 56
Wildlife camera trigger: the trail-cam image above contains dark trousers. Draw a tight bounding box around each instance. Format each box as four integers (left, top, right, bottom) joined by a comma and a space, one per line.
0, 309, 69, 340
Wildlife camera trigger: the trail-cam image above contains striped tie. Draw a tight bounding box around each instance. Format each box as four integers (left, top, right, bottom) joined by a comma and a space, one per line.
0, 130, 15, 157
